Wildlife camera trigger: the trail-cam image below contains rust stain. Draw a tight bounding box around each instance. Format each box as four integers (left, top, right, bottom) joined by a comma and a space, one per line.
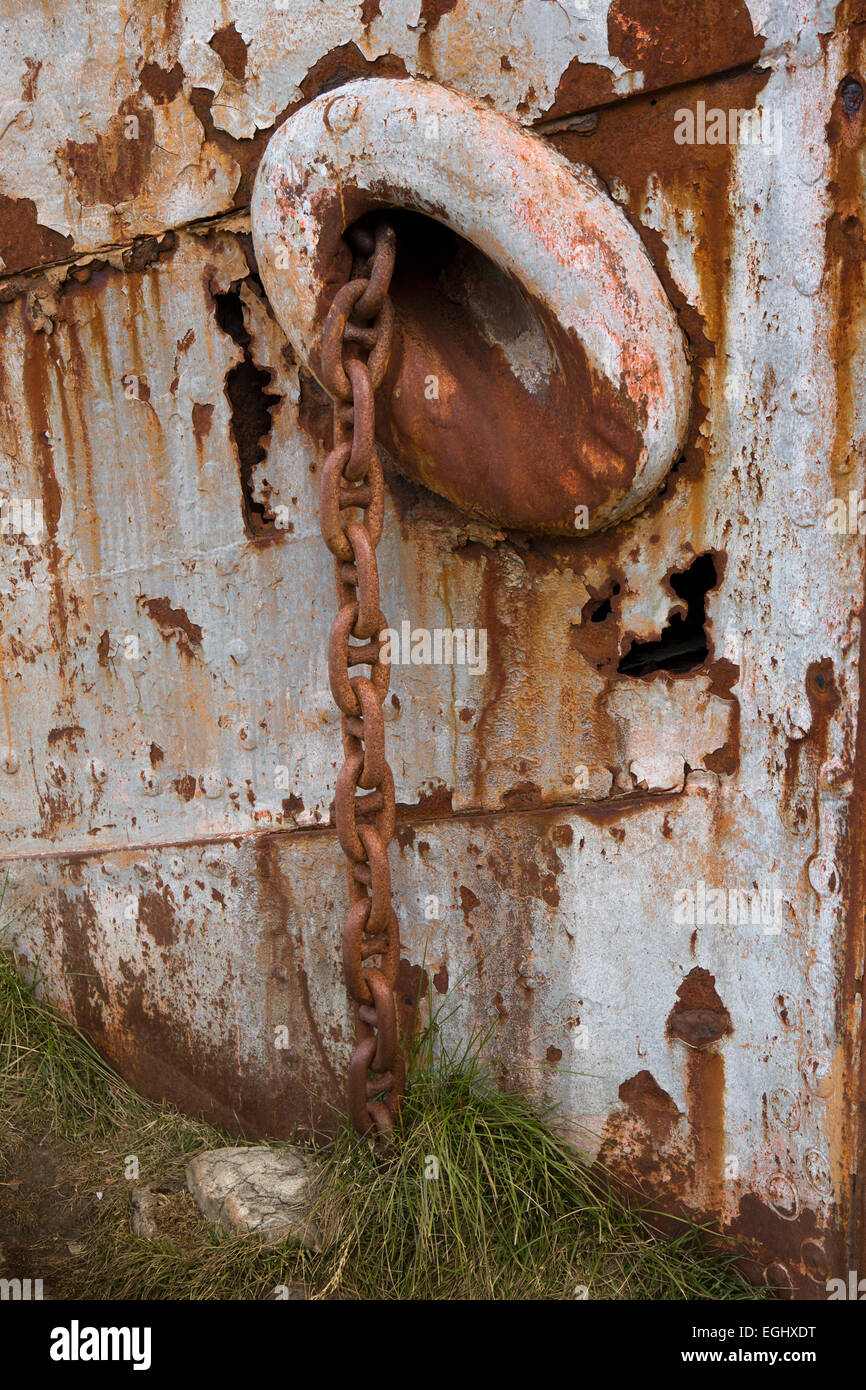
685, 1046, 726, 1209
138, 596, 203, 658
619, 1069, 682, 1140
0, 195, 73, 274
418, 0, 460, 32
541, 58, 617, 121
191, 400, 214, 446
172, 773, 198, 802
395, 958, 428, 1039
138, 887, 177, 947
784, 658, 842, 804
704, 656, 741, 776
667, 966, 733, 1047
459, 884, 480, 928
395, 781, 454, 820
60, 97, 155, 207
607, 0, 764, 89
667, 968, 731, 1214
21, 56, 42, 102
138, 61, 184, 105
209, 23, 248, 82
826, 69, 866, 479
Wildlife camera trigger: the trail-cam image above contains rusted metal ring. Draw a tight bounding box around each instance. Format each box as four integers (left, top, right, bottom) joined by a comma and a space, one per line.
347, 1035, 378, 1134
343, 899, 376, 1005
253, 77, 692, 536
342, 679, 387, 789
362, 967, 398, 1072
364, 298, 394, 392
320, 279, 368, 401
335, 753, 395, 861
355, 823, 392, 926
344, 523, 380, 640
328, 604, 390, 718
344, 359, 376, 481
320, 444, 355, 561
343, 899, 399, 1004
355, 224, 396, 321
320, 448, 384, 562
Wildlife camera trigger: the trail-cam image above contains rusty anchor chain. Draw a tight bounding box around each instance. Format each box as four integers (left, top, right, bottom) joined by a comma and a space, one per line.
318, 220, 405, 1139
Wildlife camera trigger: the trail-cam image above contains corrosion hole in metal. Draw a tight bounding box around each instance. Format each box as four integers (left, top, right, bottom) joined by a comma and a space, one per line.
214, 284, 282, 539
617, 553, 718, 677
841, 74, 865, 115
588, 583, 621, 625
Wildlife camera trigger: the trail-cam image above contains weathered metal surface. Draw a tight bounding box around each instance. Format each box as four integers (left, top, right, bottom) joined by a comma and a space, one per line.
0, 0, 794, 273
0, 0, 865, 1300
252, 77, 691, 534
0, 227, 735, 857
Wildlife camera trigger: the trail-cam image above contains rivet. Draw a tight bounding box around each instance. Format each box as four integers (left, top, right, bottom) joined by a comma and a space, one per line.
788, 487, 819, 527
803, 1054, 834, 1098
2, 750, 19, 774
803, 1149, 834, 1197
793, 266, 823, 297
139, 768, 161, 796
807, 855, 839, 897
326, 95, 360, 133
787, 596, 814, 636
89, 757, 107, 783
792, 379, 818, 415
203, 851, 226, 877
763, 1262, 793, 1296
766, 1174, 799, 1221
200, 770, 224, 798
769, 1085, 800, 1130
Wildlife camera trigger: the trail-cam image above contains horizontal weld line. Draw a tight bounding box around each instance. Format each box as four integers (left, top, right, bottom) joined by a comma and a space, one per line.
0, 56, 776, 288
0, 788, 683, 867
0, 207, 249, 290
531, 57, 773, 131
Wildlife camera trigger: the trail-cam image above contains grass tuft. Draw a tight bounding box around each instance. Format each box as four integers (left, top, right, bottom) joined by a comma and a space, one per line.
0, 901, 761, 1301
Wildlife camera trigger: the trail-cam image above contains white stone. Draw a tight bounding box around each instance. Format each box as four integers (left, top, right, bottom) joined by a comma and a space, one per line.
185, 1147, 320, 1249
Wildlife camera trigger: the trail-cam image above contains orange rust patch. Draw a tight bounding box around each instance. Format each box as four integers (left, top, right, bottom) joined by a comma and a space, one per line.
139, 61, 184, 105
667, 966, 733, 1047
138, 596, 203, 658
138, 887, 177, 947
209, 23, 248, 81
60, 97, 155, 207
542, 57, 617, 120
0, 195, 73, 275
607, 0, 764, 89
619, 1069, 682, 1139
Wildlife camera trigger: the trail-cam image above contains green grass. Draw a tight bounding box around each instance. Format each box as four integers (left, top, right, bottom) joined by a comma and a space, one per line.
0, 894, 762, 1301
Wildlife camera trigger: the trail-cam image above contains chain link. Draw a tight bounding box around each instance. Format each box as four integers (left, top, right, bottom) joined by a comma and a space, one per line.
318, 221, 405, 1139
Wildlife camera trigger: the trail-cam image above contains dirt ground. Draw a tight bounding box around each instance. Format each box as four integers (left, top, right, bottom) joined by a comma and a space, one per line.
0, 1130, 102, 1299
